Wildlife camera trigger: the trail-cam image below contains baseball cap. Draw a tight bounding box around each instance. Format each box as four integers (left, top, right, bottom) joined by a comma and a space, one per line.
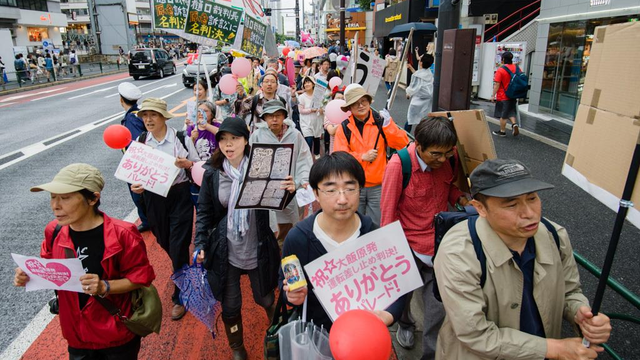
31, 163, 105, 194
470, 159, 554, 198
215, 116, 250, 142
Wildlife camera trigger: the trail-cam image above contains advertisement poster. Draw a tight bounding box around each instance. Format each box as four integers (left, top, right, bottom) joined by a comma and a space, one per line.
115, 141, 180, 197
304, 221, 423, 322
184, 0, 243, 43
236, 143, 295, 210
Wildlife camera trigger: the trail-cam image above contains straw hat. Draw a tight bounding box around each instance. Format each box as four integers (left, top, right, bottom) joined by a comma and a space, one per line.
138, 98, 174, 119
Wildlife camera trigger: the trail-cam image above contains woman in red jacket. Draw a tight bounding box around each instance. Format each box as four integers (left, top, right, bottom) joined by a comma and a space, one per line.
13, 163, 156, 360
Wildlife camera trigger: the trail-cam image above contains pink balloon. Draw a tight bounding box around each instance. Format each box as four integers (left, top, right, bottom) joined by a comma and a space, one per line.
191, 161, 206, 187
219, 74, 237, 95
326, 99, 350, 125
231, 57, 251, 78
329, 77, 342, 90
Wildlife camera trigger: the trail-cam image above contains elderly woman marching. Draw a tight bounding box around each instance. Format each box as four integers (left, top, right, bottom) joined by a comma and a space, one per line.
14, 164, 155, 359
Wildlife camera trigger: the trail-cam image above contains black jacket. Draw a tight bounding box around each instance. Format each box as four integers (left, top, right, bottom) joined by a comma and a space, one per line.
195, 167, 280, 300
279, 211, 406, 331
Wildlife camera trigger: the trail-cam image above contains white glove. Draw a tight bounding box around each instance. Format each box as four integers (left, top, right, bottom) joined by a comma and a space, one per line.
380, 109, 391, 127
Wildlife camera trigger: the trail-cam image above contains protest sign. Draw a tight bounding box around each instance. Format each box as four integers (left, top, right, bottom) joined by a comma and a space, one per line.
12, 254, 85, 293
115, 141, 180, 197
311, 78, 328, 109
152, 0, 189, 30
343, 49, 385, 96
185, 0, 243, 44
236, 143, 295, 210
218, 0, 266, 23
239, 15, 267, 58
304, 221, 423, 322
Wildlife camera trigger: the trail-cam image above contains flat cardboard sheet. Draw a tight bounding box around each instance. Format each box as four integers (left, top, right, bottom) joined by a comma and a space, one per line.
581, 22, 640, 119
430, 109, 497, 176
564, 104, 640, 229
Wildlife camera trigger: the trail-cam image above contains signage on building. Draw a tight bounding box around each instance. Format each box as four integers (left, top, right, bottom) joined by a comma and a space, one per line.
484, 13, 498, 25
590, 0, 611, 6
374, 0, 410, 38
385, 14, 401, 23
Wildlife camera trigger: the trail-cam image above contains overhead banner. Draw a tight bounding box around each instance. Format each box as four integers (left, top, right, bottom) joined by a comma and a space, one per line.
240, 15, 267, 58
152, 0, 189, 30
218, 0, 266, 23
185, 0, 243, 43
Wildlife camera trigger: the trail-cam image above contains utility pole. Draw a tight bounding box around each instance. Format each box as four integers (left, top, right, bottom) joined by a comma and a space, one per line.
87, 0, 101, 54
295, 0, 301, 42
339, 0, 345, 53
432, 0, 460, 111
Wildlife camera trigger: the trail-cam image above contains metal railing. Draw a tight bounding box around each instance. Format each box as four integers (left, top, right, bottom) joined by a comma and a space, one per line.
573, 251, 640, 360
484, 0, 541, 43
0, 61, 128, 92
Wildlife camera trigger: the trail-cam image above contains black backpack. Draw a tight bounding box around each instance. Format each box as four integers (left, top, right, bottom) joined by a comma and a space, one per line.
501, 65, 528, 100
431, 208, 560, 302
340, 109, 388, 149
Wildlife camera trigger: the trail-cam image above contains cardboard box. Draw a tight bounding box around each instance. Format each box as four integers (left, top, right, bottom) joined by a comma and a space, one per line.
430, 109, 497, 175
563, 104, 640, 228
581, 22, 640, 120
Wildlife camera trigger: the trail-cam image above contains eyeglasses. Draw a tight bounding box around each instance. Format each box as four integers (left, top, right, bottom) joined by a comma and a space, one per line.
428, 149, 455, 159
317, 187, 359, 198
353, 98, 370, 108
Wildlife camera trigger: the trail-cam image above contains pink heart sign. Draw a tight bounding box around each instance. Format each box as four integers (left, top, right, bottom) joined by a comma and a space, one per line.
25, 259, 71, 287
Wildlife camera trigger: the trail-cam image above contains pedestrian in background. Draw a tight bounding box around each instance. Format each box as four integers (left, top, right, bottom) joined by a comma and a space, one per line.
405, 54, 435, 134
384, 49, 400, 96
297, 76, 324, 159
15, 163, 155, 359
491, 51, 520, 137
117, 82, 149, 233
213, 67, 238, 121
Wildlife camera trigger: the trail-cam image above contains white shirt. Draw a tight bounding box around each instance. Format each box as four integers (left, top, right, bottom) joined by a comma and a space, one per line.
313, 215, 361, 253
140, 127, 199, 186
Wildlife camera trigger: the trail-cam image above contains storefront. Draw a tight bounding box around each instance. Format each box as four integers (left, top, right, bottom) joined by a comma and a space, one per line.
325, 12, 367, 45
13, 9, 67, 51
529, 1, 640, 121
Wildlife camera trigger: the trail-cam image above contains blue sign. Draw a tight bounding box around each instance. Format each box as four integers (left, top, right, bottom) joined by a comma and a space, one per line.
42, 41, 49, 47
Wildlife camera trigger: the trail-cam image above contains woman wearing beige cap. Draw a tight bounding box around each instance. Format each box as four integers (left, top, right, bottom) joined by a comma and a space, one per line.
14, 163, 156, 359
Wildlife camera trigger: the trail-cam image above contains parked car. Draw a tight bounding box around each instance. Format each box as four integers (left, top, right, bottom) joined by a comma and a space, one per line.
182, 52, 229, 87
129, 48, 176, 80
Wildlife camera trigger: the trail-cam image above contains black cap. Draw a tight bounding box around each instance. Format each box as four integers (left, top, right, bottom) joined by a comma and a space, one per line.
293, 60, 302, 68
470, 159, 554, 198
215, 116, 250, 142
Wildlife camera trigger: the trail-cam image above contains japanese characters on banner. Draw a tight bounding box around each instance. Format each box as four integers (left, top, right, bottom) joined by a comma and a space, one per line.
343, 49, 385, 97
12, 254, 86, 293
304, 221, 423, 322
152, 0, 189, 30
115, 141, 180, 197
240, 15, 267, 58
235, 143, 295, 210
219, 0, 266, 23
185, 0, 243, 43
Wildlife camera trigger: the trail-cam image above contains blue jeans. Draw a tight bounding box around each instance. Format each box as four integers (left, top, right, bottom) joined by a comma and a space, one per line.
305, 136, 320, 156
385, 81, 394, 92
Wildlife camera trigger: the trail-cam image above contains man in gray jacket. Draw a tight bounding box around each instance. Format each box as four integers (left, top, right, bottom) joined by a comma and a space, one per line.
434, 159, 611, 360
249, 99, 313, 246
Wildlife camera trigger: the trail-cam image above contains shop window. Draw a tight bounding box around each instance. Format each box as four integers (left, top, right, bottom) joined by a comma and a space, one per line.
16, 0, 47, 11
28, 27, 49, 42
0, 0, 18, 6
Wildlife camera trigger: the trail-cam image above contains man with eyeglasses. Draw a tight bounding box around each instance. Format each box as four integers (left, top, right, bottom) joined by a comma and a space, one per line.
250, 99, 313, 247
238, 69, 294, 131
380, 116, 468, 359
280, 151, 406, 331
334, 85, 409, 227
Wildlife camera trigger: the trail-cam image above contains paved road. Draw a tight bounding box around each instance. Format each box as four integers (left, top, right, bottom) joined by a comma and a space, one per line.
0, 74, 637, 359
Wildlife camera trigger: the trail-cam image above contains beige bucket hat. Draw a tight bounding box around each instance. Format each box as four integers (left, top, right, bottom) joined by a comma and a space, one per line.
138, 97, 174, 119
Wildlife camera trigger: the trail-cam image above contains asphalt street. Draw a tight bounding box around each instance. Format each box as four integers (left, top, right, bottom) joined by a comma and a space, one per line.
0, 72, 637, 359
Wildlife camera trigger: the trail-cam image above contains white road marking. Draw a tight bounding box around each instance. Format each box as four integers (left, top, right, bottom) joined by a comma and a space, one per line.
30, 77, 130, 102
104, 76, 182, 98
0, 102, 16, 108
67, 86, 117, 100
0, 88, 67, 103
0, 87, 187, 172
0, 305, 54, 360
142, 83, 177, 95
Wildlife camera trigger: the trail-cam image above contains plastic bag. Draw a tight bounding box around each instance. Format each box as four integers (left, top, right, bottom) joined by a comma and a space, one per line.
171, 253, 220, 333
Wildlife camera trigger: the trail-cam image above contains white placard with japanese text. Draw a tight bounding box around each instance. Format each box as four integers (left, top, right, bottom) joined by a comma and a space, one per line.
12, 253, 86, 293
343, 49, 385, 96
311, 78, 328, 109
115, 141, 180, 197
304, 221, 423, 322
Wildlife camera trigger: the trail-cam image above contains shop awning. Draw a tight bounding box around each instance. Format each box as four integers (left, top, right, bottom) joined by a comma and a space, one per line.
389, 22, 437, 38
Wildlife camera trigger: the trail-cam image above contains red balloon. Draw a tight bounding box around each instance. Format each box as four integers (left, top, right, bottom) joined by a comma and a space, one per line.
329, 310, 391, 360
103, 124, 132, 149
282, 47, 291, 56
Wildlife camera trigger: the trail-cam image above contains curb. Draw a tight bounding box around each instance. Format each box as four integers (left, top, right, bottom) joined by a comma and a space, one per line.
0, 69, 128, 97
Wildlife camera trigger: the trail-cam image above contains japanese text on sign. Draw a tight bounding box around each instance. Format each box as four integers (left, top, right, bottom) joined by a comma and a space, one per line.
343, 49, 385, 97
240, 15, 267, 58
153, 0, 189, 30
304, 221, 423, 322
185, 0, 243, 43
114, 141, 180, 197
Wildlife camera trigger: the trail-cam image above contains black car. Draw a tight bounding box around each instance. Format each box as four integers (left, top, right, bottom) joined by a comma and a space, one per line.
129, 48, 176, 80
182, 52, 229, 87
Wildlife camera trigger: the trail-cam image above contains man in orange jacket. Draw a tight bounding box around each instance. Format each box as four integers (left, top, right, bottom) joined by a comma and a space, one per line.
333, 85, 409, 226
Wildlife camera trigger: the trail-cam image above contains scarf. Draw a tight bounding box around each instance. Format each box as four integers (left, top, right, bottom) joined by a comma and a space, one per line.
224, 156, 249, 241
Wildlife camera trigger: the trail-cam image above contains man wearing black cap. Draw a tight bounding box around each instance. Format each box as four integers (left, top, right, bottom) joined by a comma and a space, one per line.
433, 159, 611, 360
